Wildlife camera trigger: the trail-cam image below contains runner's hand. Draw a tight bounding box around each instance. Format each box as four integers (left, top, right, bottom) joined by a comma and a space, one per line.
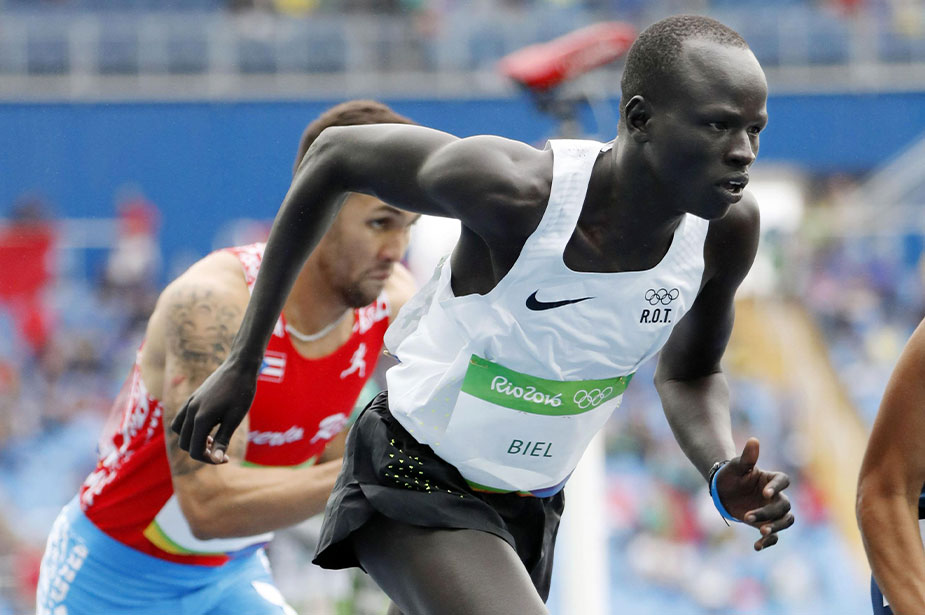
714, 437, 794, 550
170, 357, 259, 464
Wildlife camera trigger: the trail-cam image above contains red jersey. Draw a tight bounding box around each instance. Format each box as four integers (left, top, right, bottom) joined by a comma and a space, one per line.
79, 243, 390, 566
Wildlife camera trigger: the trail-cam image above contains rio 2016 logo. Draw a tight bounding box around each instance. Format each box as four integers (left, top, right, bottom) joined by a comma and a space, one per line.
573, 387, 614, 409
491, 376, 562, 407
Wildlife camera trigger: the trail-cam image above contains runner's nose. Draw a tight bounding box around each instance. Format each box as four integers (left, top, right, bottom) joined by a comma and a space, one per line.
379, 230, 408, 262
726, 129, 756, 168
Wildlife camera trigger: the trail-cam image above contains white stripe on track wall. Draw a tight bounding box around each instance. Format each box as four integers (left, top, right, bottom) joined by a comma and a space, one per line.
556, 432, 608, 615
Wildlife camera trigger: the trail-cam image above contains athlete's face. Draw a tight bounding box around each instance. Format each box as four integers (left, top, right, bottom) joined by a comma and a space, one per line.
644, 39, 768, 220
314, 194, 417, 307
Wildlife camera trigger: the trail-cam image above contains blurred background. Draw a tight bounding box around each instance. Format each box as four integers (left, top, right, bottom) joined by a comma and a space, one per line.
2, 0, 925, 613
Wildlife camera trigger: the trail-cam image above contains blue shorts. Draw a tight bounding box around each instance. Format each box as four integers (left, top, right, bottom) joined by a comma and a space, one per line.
871, 576, 893, 615
36, 498, 296, 615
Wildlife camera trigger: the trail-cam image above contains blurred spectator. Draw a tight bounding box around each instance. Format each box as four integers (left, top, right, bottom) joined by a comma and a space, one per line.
8, 193, 52, 225
0, 193, 56, 357
100, 185, 162, 332
799, 173, 925, 424
0, 189, 168, 614
103, 185, 161, 292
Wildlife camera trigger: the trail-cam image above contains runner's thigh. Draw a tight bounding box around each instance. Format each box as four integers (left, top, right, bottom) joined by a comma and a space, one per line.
352, 514, 549, 615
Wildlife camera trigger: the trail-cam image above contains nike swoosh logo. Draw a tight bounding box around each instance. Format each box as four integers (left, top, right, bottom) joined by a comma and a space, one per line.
526, 291, 594, 311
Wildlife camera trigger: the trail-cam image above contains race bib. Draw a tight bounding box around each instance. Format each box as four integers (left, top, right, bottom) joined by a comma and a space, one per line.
440, 355, 632, 495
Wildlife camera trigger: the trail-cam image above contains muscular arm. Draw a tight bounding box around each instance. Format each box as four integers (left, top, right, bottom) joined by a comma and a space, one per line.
176, 125, 549, 460
236, 126, 543, 363
655, 196, 792, 549
654, 196, 760, 478
857, 319, 925, 612
154, 260, 342, 539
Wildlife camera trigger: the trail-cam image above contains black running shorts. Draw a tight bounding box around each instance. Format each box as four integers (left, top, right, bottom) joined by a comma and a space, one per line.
313, 391, 565, 600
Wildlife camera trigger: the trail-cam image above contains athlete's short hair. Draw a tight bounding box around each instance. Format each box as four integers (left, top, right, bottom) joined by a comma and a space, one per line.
620, 15, 750, 125
293, 100, 415, 176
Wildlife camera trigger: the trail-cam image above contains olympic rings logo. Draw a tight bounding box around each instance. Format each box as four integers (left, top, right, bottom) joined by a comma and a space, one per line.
645, 288, 679, 306
573, 387, 614, 409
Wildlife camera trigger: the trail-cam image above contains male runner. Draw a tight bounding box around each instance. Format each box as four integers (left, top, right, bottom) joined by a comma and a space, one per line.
35, 100, 418, 615
858, 317, 925, 615
174, 16, 794, 615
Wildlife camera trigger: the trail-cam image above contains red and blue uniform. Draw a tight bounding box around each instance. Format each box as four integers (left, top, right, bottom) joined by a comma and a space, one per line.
37, 243, 390, 613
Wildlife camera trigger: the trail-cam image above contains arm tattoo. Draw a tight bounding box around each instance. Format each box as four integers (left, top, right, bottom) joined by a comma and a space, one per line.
165, 428, 247, 477
163, 288, 243, 476
165, 288, 241, 382
167, 431, 207, 476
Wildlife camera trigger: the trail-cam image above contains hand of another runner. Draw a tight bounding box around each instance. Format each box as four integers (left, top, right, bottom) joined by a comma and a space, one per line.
170, 357, 259, 464
714, 437, 794, 550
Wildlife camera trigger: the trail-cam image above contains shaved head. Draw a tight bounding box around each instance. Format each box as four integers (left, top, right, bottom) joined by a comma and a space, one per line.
620, 15, 750, 126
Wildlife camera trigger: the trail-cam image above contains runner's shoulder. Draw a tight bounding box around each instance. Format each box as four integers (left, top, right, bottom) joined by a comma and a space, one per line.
704, 190, 760, 283
150, 251, 249, 331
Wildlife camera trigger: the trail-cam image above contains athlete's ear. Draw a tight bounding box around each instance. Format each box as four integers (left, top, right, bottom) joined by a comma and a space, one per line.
624, 96, 651, 143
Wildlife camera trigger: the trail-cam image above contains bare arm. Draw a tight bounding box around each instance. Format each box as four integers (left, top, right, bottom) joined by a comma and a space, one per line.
174, 124, 547, 461
655, 195, 792, 549
154, 261, 342, 539
655, 196, 760, 477
857, 319, 925, 612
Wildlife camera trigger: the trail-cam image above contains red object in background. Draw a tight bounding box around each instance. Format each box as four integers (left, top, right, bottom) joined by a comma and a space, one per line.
15, 545, 43, 609
665, 485, 703, 542
118, 194, 160, 237
0, 224, 56, 353
796, 479, 830, 525
0, 225, 54, 299
831, 0, 864, 15
498, 22, 636, 91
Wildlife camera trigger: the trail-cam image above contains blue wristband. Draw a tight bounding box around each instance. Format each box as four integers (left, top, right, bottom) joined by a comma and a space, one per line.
709, 461, 742, 523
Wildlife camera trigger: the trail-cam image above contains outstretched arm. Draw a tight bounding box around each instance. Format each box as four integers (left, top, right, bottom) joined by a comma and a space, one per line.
152, 261, 342, 538
857, 319, 925, 612
654, 195, 792, 550
173, 124, 547, 462
173, 125, 452, 461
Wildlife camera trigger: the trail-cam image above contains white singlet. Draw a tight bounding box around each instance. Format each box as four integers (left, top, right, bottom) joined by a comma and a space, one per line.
384, 139, 710, 495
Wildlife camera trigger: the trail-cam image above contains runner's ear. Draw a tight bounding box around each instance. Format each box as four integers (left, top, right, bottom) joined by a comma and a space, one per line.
623, 96, 651, 142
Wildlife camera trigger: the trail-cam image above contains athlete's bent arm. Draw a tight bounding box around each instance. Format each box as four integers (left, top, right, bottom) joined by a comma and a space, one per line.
173, 124, 546, 461
654, 195, 793, 550
857, 319, 925, 612
150, 257, 342, 539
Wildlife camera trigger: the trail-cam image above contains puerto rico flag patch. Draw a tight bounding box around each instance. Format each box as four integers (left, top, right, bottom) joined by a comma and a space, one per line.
258, 351, 287, 383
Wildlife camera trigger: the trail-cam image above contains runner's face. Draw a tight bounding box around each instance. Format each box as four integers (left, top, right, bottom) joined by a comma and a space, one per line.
646, 39, 768, 219
315, 194, 417, 307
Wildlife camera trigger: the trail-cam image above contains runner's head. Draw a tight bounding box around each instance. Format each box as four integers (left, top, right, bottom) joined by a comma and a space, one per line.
293, 100, 415, 176
619, 15, 767, 219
